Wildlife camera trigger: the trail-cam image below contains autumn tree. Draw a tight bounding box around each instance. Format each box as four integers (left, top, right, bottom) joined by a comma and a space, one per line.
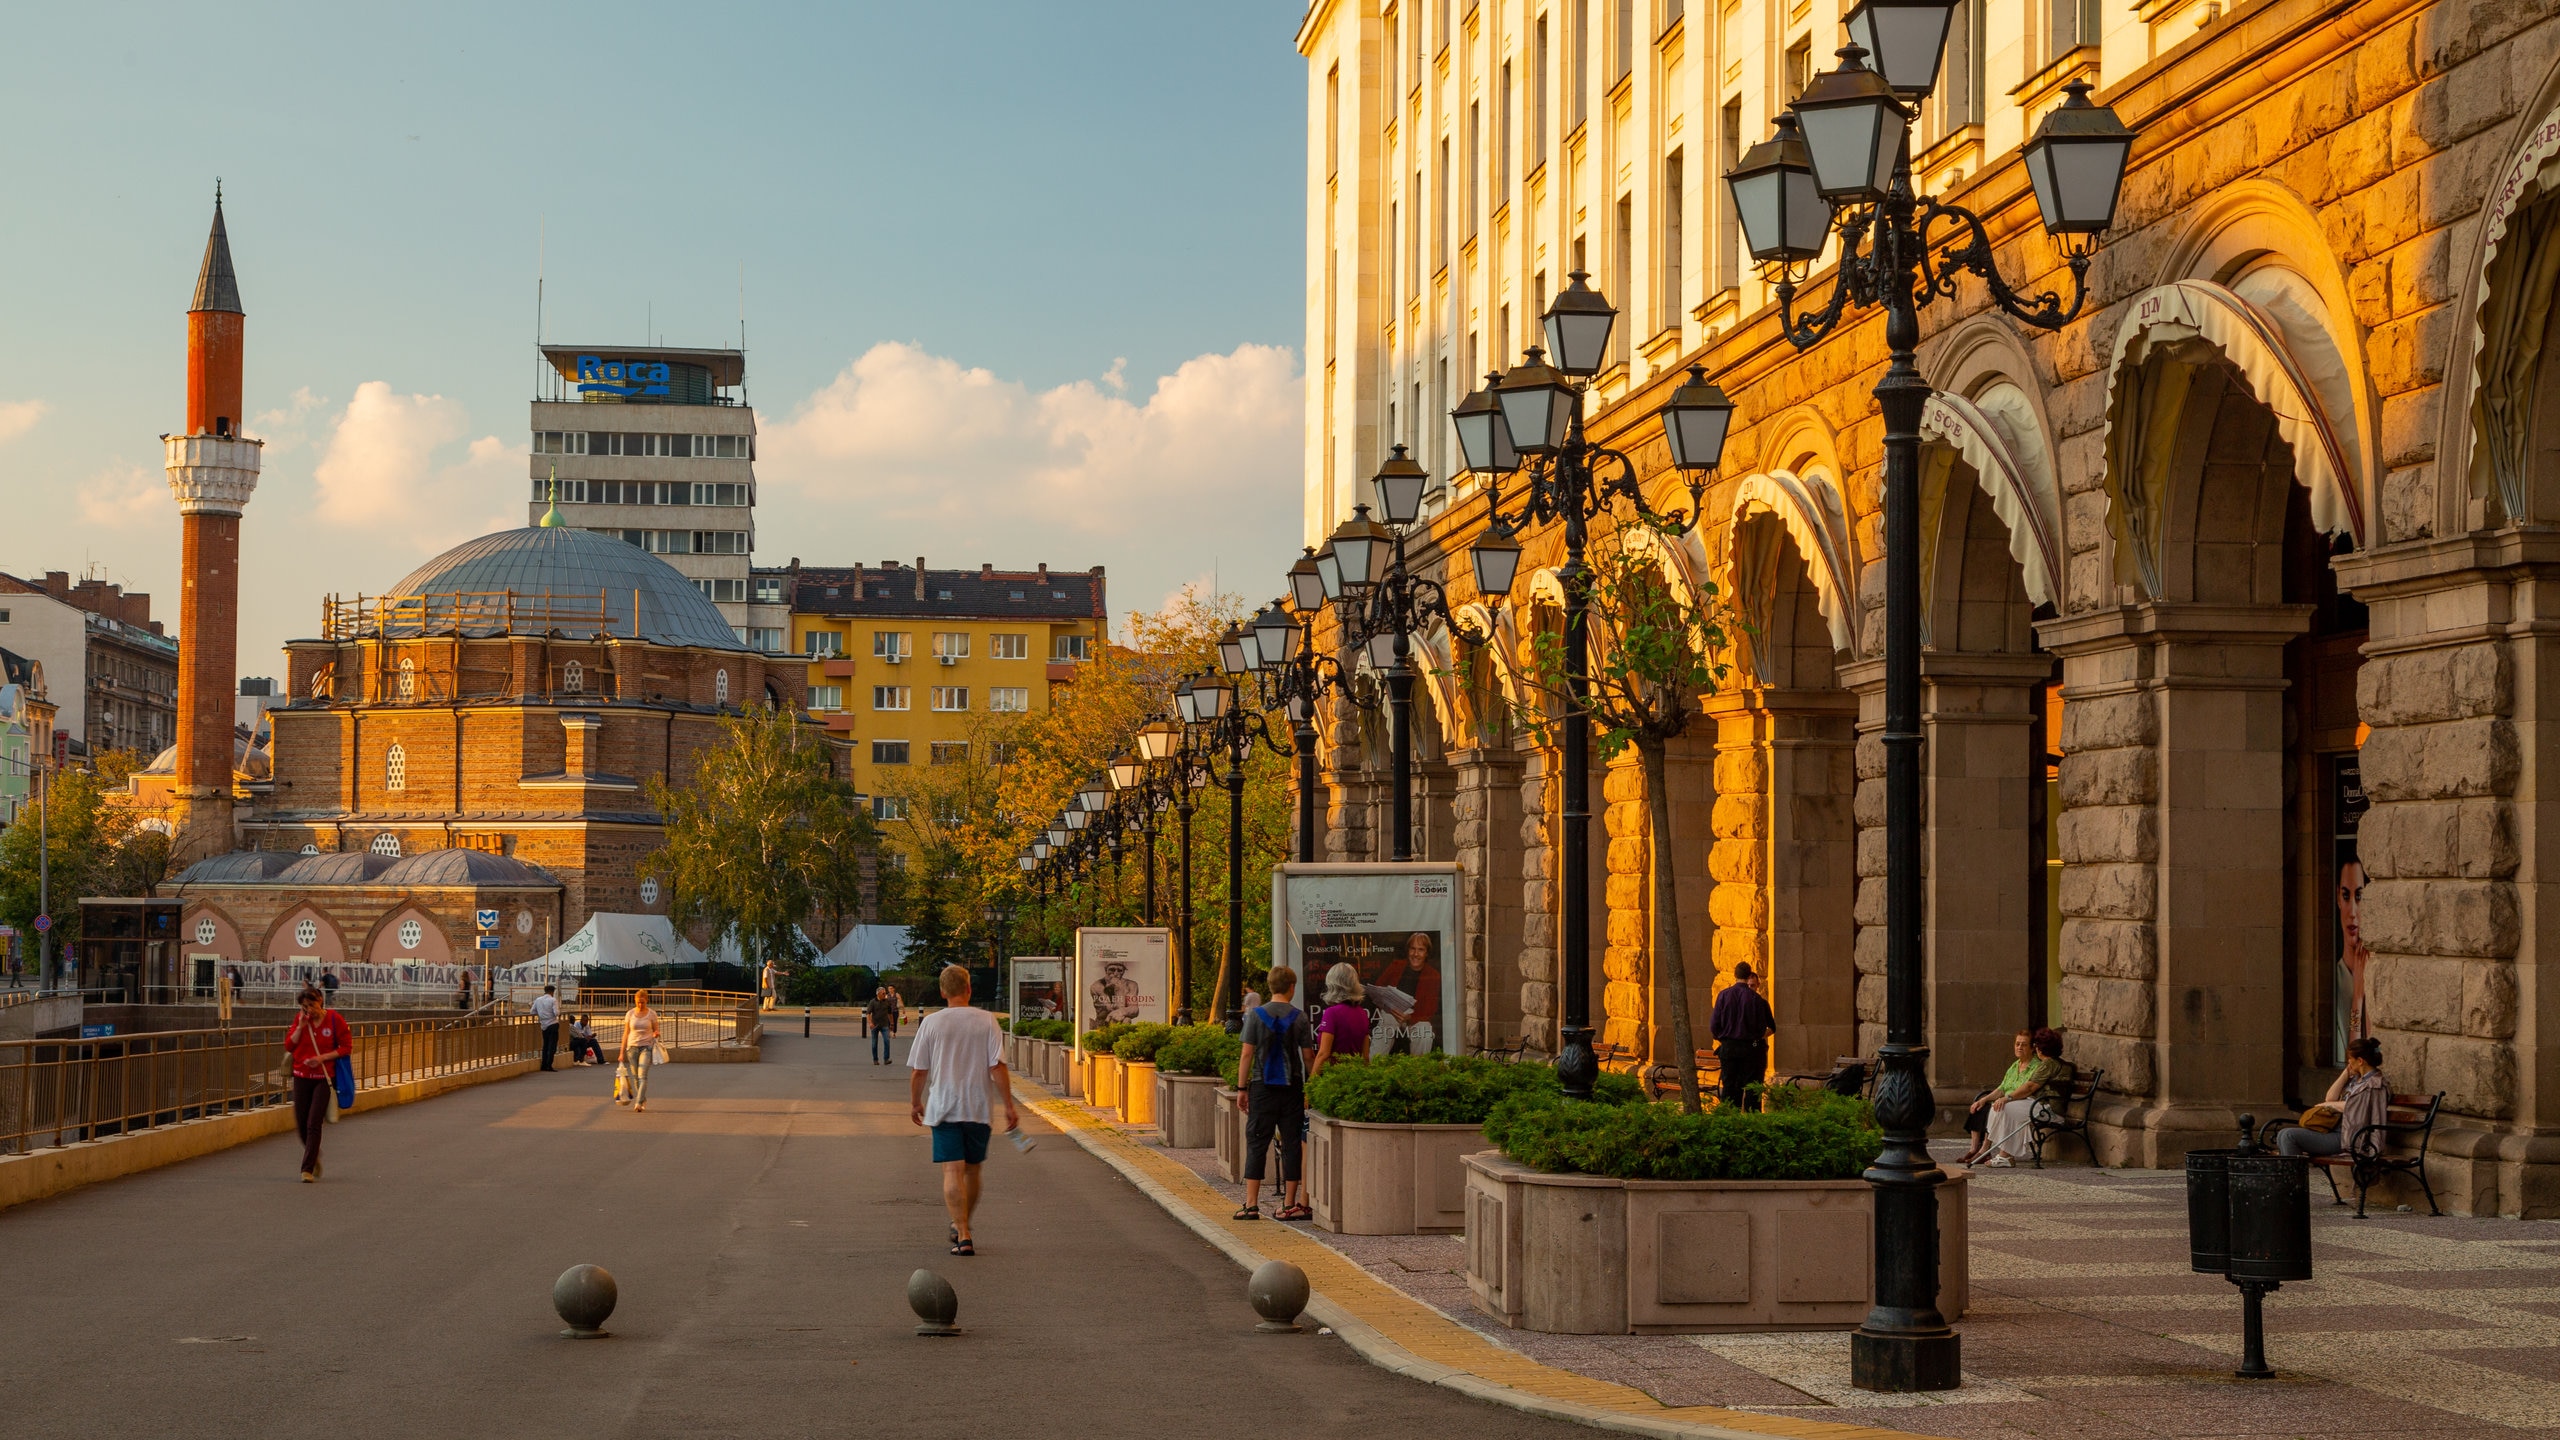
1503, 518, 1735, 1113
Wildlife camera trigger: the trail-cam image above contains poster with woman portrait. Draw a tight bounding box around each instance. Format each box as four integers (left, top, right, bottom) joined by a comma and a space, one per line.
1272, 862, 1463, 1056
2332, 757, 2370, 1064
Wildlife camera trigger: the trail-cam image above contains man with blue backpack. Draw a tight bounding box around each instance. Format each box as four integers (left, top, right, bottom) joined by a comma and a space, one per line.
1232, 965, 1315, 1222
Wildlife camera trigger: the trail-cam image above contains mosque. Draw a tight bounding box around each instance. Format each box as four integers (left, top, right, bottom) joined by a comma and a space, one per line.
117, 198, 811, 998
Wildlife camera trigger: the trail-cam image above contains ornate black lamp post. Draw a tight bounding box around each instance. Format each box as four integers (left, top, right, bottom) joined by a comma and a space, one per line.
1241, 584, 1349, 865
1187, 662, 1287, 1030
1448, 273, 1736, 1102
1727, 13, 2131, 1392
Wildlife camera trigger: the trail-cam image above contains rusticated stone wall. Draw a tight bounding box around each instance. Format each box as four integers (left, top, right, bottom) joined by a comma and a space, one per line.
2051, 684, 2163, 1102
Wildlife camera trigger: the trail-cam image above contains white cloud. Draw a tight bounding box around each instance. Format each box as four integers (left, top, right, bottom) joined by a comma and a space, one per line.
309, 382, 518, 547
77, 461, 166, 527
0, 399, 49, 444
757, 343, 1306, 623
250, 387, 330, 456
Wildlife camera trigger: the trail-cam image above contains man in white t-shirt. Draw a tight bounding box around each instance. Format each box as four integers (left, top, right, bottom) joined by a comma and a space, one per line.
907, 965, 1018, 1256
533, 985, 562, 1071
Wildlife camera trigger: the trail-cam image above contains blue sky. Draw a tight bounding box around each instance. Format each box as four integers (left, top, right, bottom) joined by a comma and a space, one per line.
0, 4, 1308, 669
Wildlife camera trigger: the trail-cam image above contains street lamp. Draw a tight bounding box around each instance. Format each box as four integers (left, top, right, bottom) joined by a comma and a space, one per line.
1729, 27, 2132, 1396
1662, 366, 1739, 475
1449, 372, 1518, 477
1727, 114, 1831, 266
1449, 275, 1732, 1108
1180, 667, 1283, 1031
1841, 0, 1959, 95
1287, 548, 1329, 614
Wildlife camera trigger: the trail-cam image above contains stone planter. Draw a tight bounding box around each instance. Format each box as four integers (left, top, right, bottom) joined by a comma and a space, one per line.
1003, 1033, 1019, 1071
1214, 1086, 1245, 1181
1118, 1061, 1158, 1124
1067, 1047, 1085, 1099
1045, 1041, 1066, 1090
1461, 1152, 1969, 1335
1157, 1072, 1221, 1148
1090, 1054, 1123, 1110
1307, 1113, 1481, 1234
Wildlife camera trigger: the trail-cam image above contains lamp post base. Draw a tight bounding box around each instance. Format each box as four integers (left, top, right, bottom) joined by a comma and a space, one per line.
1850, 1328, 1960, 1393
1555, 1024, 1598, 1099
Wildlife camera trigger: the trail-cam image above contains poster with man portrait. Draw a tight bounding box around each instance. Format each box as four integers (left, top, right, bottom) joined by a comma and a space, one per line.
1071, 928, 1170, 1053
1010, 957, 1066, 1025
1271, 862, 1463, 1056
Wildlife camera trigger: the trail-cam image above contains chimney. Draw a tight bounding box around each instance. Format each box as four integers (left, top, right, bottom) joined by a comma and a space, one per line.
980, 563, 993, 578
1037, 563, 1049, 583
915, 559, 927, 600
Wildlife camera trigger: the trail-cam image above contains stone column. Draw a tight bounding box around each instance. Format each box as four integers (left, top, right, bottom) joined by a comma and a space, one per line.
1517, 748, 1556, 1055
1706, 689, 1858, 1080
1452, 744, 1527, 1052
2041, 603, 2307, 1166
1847, 651, 2054, 1105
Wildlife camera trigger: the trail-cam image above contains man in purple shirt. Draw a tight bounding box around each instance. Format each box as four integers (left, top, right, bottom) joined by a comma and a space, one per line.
1709, 962, 1777, 1111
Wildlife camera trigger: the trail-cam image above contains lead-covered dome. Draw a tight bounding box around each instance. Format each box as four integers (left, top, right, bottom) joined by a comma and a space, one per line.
379, 527, 746, 651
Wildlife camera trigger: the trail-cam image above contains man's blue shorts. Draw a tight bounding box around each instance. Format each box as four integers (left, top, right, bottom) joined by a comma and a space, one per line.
931, 1121, 992, 1165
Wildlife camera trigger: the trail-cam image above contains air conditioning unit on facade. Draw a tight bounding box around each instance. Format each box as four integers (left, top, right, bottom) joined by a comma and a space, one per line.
883, 653, 903, 665
938, 654, 959, 666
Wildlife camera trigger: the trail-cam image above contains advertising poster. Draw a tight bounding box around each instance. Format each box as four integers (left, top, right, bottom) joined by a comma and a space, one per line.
1010, 958, 1066, 1025
1072, 928, 1171, 1052
1271, 863, 1462, 1056
2331, 756, 2370, 1064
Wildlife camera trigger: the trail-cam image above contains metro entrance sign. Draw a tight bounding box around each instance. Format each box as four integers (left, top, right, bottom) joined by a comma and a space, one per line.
476, 910, 500, 932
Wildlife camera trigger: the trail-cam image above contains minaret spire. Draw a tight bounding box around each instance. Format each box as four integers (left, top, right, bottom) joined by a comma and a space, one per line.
192, 182, 243, 316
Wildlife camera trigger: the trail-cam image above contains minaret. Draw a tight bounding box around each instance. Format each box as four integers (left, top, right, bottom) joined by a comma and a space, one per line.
164, 187, 261, 858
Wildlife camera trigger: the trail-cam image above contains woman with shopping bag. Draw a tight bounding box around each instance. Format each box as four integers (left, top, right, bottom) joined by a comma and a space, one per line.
617, 989, 665, 1113
283, 984, 352, 1182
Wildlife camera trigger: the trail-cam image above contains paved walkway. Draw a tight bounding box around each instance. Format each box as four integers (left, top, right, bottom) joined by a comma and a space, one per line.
1031, 1081, 2560, 1440
0, 1020, 1593, 1439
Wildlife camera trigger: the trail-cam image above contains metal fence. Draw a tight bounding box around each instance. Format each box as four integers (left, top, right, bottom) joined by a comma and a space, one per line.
0, 1014, 539, 1158
572, 989, 761, 1054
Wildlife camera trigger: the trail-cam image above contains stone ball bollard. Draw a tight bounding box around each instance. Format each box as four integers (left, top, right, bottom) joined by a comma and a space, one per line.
554, 1264, 617, 1338
1248, 1259, 1309, 1333
909, 1268, 961, 1336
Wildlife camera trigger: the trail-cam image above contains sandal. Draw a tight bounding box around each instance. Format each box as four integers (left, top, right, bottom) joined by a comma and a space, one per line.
1274, 1204, 1312, 1222
1232, 1204, 1263, 1221
950, 1238, 975, 1256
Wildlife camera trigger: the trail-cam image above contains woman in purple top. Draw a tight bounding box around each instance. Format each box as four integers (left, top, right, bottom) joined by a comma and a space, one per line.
1311, 962, 1372, 1076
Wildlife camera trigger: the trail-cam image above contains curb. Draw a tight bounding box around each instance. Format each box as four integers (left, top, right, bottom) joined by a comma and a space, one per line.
1016, 1080, 1933, 1440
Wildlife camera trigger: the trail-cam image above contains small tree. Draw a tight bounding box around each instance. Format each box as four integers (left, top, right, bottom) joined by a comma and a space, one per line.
1501, 519, 1734, 1114
645, 708, 877, 975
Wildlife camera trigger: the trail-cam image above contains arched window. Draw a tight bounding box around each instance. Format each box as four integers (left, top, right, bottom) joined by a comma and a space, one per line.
398, 656, 417, 701
715, 669, 731, 705
563, 660, 585, 694
370, 832, 402, 857
385, 742, 407, 792
294, 917, 319, 948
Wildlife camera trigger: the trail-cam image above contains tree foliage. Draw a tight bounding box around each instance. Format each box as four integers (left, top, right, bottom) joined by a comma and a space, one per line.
0, 764, 164, 952
643, 708, 877, 972
1502, 518, 1736, 1113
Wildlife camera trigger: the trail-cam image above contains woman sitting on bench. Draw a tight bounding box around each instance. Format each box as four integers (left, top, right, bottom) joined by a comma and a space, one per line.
1964, 1028, 2060, 1167
2275, 1037, 2389, 1158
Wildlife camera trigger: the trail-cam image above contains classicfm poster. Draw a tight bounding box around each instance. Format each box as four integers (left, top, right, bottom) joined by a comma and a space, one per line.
1272, 862, 1462, 1056
1072, 928, 1171, 1052
1011, 958, 1066, 1025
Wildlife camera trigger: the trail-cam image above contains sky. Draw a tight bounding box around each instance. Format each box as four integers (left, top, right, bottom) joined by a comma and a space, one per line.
0, 4, 1310, 673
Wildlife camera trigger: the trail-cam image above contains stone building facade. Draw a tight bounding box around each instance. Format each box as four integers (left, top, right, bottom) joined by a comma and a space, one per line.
1301, 0, 2560, 1214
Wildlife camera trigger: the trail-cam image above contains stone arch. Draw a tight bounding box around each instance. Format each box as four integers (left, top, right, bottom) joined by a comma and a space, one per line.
2458, 80, 2560, 526
364, 904, 454, 966
180, 902, 247, 965
1722, 472, 1858, 683
263, 902, 348, 966
1920, 387, 2062, 620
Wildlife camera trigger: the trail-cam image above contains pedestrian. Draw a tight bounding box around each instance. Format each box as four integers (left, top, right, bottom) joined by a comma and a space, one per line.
320, 968, 339, 1006
456, 972, 474, 1012
867, 985, 900, 1065
1965, 1029, 2060, 1167
906, 965, 1017, 1256
533, 983, 562, 1071
1310, 962, 1371, 1079
568, 1013, 604, 1065
1233, 965, 1314, 1222
618, 988, 664, 1113
2275, 1036, 2391, 1161
283, 983, 351, 1183
761, 958, 779, 1012
1709, 962, 1777, 1111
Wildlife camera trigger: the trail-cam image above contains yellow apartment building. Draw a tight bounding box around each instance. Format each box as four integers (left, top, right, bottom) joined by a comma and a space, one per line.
787, 558, 1107, 826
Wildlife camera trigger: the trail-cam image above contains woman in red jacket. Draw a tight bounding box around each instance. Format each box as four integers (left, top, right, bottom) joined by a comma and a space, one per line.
284, 984, 352, 1182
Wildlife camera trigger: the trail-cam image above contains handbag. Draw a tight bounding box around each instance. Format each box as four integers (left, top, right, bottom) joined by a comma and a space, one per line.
613, 1060, 630, 1102
2296, 1103, 2342, 1133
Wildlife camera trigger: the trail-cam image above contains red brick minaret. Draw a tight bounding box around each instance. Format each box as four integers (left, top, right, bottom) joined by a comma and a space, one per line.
164, 188, 260, 858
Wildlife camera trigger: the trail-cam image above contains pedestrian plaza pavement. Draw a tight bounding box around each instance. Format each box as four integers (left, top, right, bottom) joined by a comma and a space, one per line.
1031, 1082, 2560, 1440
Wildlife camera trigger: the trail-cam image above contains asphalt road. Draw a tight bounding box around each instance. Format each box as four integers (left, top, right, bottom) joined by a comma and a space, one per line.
1, 1016, 1590, 1439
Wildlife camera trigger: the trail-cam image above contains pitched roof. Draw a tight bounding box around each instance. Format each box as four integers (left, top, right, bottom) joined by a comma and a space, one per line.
192, 193, 243, 314
794, 565, 1105, 621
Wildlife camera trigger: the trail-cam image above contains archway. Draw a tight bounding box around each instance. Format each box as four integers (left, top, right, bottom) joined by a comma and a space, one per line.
365, 905, 455, 967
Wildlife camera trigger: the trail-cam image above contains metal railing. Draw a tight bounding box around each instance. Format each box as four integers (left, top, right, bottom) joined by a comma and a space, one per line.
0, 990, 33, 1012
0, 1014, 539, 1157
570, 990, 761, 1054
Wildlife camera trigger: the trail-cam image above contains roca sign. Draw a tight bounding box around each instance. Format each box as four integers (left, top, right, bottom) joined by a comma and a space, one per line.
576, 356, 671, 398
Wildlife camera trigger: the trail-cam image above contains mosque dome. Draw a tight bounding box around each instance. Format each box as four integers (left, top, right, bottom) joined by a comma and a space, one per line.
376, 526, 747, 652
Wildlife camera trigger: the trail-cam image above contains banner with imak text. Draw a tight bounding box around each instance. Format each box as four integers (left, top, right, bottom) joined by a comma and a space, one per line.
1072, 928, 1170, 1054
1271, 862, 1463, 1057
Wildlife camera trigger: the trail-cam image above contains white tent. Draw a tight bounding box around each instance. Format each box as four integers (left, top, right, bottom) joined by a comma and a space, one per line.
534, 913, 690, 974
818, 925, 913, 971
694, 926, 825, 968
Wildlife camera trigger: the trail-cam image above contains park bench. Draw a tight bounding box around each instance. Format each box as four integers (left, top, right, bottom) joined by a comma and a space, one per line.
2025, 1065, 2105, 1167
2261, 1091, 2445, 1218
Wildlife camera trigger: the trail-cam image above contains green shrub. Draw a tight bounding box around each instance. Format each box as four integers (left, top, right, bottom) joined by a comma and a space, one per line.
1033, 1019, 1072, 1043
998, 1016, 1012, 1033
1302, 1054, 1643, 1125
1080, 1022, 1135, 1054
1152, 1024, 1239, 1078
1486, 1087, 1880, 1182
1111, 1022, 1177, 1063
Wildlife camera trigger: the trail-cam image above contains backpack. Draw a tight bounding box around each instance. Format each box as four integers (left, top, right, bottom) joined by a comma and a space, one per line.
1255, 1004, 1299, 1088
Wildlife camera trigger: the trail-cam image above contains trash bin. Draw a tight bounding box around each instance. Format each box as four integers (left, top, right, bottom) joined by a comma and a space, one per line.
2184, 1116, 2313, 1380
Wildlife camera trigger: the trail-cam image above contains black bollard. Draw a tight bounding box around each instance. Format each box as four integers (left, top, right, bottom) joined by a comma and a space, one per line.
804, 1005, 812, 1038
